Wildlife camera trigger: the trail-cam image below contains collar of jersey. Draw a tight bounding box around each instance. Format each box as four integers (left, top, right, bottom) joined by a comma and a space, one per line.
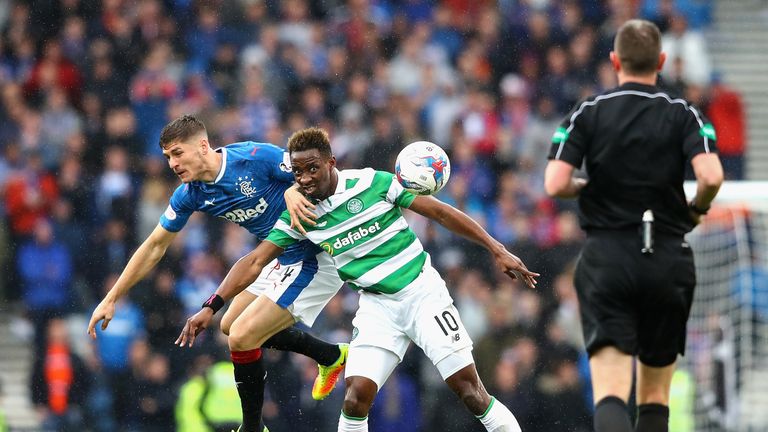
205, 147, 227, 185
316, 168, 344, 206
331, 168, 345, 194
620, 81, 658, 92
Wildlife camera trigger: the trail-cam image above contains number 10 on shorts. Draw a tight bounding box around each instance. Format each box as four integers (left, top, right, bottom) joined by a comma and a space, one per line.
434, 310, 461, 340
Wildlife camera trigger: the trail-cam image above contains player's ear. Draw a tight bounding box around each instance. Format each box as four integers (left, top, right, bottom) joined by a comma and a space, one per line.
609, 51, 621, 72
328, 155, 336, 169
199, 137, 209, 155
657, 52, 667, 71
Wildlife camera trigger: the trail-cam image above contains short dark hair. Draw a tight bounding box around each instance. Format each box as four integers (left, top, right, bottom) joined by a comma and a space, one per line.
158, 115, 207, 149
614, 19, 662, 75
287, 127, 332, 158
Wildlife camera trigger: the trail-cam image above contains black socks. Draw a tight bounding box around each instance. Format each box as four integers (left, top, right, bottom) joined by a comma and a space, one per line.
263, 326, 341, 366
594, 396, 633, 432
635, 403, 669, 432
231, 348, 266, 432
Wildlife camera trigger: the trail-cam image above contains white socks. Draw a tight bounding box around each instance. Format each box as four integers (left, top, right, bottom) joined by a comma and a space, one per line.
338, 412, 368, 432
477, 397, 522, 432
337, 398, 518, 432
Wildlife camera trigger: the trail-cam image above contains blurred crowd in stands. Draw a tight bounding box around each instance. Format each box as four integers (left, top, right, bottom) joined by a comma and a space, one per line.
0, 0, 745, 431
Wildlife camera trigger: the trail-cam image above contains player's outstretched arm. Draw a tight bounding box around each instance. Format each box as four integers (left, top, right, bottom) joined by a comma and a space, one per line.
87, 224, 177, 339
284, 183, 317, 235
544, 160, 587, 198
175, 240, 284, 347
408, 195, 539, 288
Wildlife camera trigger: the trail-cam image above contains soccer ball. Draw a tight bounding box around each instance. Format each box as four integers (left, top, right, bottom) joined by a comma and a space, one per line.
394, 141, 451, 195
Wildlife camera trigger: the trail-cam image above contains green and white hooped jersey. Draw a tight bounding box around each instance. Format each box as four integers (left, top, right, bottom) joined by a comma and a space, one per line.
266, 168, 426, 294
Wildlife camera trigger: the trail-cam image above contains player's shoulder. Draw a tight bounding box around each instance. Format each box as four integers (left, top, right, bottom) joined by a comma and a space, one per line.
171, 181, 194, 197
169, 181, 201, 206
339, 167, 376, 178
222, 141, 285, 160
339, 167, 385, 185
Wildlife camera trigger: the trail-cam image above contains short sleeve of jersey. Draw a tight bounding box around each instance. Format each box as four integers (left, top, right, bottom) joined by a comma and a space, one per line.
379, 171, 417, 208
547, 99, 591, 168
251, 143, 295, 183
265, 211, 305, 248
681, 105, 718, 160
159, 184, 195, 232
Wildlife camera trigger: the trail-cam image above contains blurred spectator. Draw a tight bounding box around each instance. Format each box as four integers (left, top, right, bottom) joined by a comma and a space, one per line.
369, 370, 421, 432
278, 0, 314, 50
136, 157, 172, 240
486, 193, 521, 246
425, 73, 464, 150
497, 73, 532, 165
39, 86, 82, 170
208, 42, 240, 107
642, 0, 713, 30
60, 16, 88, 69
175, 354, 241, 432
453, 270, 492, 338
50, 198, 89, 300
539, 45, 581, 115
85, 55, 130, 111
92, 274, 146, 429
238, 75, 280, 142
176, 251, 222, 315
707, 79, 747, 179
132, 353, 176, 431
130, 41, 179, 155
17, 218, 73, 352
23, 39, 83, 107
87, 218, 131, 295
136, 269, 184, 356
95, 145, 135, 224
520, 95, 561, 191
389, 31, 428, 96
460, 86, 500, 158
535, 355, 592, 431
492, 347, 545, 429
185, 5, 233, 74
661, 13, 712, 86
429, 4, 464, 63
4, 150, 59, 240
261, 350, 304, 430
30, 318, 88, 432
360, 109, 401, 171
473, 289, 525, 385
332, 102, 373, 167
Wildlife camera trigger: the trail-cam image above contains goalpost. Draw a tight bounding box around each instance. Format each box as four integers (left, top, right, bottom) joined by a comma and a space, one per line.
680, 181, 768, 432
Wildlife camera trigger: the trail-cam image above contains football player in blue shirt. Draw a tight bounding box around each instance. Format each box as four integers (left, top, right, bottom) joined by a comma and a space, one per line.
87, 115, 347, 432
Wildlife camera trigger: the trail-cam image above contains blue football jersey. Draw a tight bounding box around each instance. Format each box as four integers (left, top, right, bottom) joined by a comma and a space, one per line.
159, 141, 315, 264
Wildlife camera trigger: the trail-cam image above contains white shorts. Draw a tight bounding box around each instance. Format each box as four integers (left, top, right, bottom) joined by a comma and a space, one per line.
345, 258, 474, 388
245, 251, 342, 326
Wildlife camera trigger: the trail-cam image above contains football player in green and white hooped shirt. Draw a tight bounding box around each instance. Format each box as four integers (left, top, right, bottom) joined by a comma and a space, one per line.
178, 128, 539, 432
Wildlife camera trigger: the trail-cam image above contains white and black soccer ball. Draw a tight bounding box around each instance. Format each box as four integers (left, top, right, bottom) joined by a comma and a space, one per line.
394, 141, 451, 195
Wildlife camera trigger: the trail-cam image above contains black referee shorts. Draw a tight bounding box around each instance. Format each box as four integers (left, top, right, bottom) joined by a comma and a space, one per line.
574, 229, 696, 367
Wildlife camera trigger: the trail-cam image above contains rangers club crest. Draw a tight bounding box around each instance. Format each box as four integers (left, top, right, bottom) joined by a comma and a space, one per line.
236, 176, 257, 197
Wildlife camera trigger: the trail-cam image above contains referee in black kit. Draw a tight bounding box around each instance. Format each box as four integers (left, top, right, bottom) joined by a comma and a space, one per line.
544, 19, 723, 432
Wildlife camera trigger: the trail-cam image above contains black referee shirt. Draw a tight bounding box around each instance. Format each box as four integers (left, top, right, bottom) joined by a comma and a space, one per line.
547, 82, 718, 236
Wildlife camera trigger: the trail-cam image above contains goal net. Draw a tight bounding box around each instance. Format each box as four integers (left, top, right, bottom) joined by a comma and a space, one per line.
679, 181, 768, 432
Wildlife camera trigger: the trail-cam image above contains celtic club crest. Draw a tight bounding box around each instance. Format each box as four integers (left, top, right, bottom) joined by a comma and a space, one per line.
346, 198, 364, 214
236, 176, 256, 198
